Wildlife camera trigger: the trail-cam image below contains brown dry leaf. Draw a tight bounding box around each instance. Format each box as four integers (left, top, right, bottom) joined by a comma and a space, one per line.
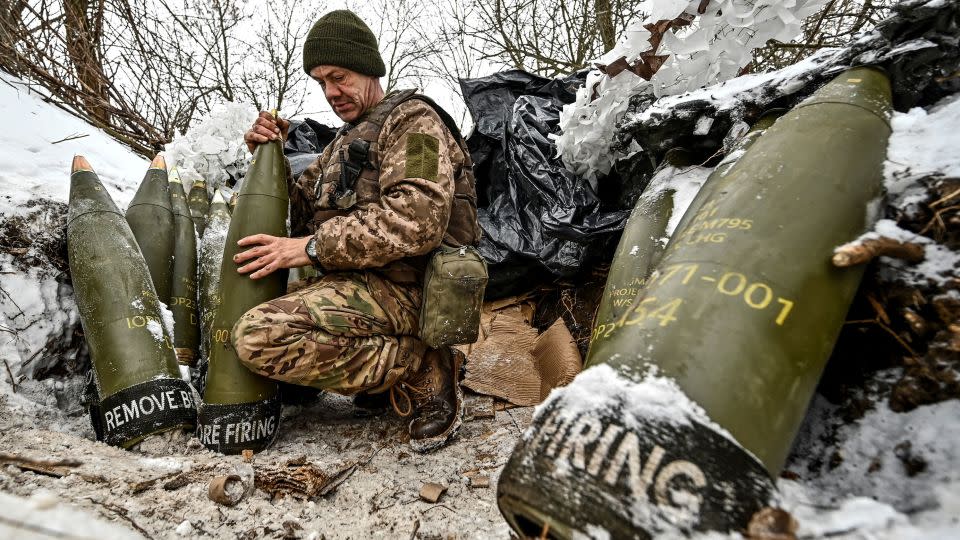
255, 460, 356, 499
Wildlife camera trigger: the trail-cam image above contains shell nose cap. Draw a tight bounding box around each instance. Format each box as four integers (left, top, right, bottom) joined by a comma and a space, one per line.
71, 155, 94, 173
149, 154, 166, 170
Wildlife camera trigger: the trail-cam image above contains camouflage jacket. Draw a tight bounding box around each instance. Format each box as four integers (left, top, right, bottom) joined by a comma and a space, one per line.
287, 92, 475, 283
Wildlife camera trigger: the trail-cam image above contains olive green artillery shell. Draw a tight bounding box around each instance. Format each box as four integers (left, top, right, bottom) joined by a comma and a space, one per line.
68, 160, 194, 448
591, 116, 784, 352
593, 67, 892, 474
198, 192, 231, 367
188, 179, 210, 237
664, 110, 785, 253
497, 391, 773, 539
125, 159, 175, 303
169, 176, 201, 366
591, 150, 692, 335
497, 67, 893, 539
199, 137, 287, 454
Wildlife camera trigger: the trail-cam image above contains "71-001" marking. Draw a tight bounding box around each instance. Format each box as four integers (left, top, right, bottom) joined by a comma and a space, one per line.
649, 263, 795, 326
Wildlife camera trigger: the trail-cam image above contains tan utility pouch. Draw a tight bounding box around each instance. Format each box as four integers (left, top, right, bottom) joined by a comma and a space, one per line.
419, 244, 488, 348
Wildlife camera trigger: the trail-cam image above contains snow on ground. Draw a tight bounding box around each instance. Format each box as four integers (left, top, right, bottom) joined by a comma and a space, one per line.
885, 94, 960, 207
782, 395, 960, 539
0, 391, 525, 539
855, 94, 960, 289
0, 74, 146, 213
0, 490, 142, 539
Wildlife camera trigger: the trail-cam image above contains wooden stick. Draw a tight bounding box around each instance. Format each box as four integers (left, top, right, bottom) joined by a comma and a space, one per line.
832, 237, 925, 267
50, 133, 89, 144
0, 452, 82, 477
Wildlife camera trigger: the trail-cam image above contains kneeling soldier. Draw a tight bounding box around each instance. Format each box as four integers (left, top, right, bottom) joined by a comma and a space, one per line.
234, 9, 481, 452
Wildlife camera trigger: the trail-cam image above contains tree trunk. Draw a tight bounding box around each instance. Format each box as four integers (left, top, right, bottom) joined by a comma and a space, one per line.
595, 0, 616, 53
0, 1, 28, 74
63, 0, 110, 125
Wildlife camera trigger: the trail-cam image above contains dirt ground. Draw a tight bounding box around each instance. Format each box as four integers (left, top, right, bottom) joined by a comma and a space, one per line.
0, 390, 531, 539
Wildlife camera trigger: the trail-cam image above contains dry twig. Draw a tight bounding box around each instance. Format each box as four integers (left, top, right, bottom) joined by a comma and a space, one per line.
832, 236, 925, 267
0, 452, 81, 477
3, 359, 17, 393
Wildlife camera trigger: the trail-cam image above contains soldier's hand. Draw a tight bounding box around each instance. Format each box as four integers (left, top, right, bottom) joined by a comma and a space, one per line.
234, 234, 310, 279
243, 111, 291, 154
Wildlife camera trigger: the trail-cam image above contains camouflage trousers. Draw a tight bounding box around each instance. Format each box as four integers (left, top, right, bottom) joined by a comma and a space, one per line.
233, 271, 426, 395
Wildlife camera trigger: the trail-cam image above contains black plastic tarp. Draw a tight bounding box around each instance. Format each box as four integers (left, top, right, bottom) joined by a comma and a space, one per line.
284, 118, 338, 178
462, 70, 630, 295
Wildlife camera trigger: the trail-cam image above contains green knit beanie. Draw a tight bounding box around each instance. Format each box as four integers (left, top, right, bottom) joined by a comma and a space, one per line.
302, 10, 386, 77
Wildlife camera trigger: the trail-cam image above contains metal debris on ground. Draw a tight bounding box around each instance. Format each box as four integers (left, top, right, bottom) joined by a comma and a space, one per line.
746, 507, 798, 540
208, 474, 245, 506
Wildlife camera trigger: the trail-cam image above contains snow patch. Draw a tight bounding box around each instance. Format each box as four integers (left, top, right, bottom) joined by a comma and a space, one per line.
0, 72, 145, 213
175, 519, 194, 535
157, 300, 175, 343
536, 364, 740, 450
885, 94, 960, 203
782, 392, 960, 537
0, 490, 141, 539
641, 164, 714, 239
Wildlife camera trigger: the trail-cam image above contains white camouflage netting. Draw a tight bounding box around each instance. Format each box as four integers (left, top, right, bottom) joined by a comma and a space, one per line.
557, 0, 828, 181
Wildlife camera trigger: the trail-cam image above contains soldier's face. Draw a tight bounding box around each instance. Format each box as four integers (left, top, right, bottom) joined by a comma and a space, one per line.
310, 65, 380, 123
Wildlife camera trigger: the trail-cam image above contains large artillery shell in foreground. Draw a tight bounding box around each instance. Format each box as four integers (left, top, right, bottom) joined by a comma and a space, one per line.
665, 110, 784, 250
68, 156, 195, 448
169, 169, 200, 367
497, 67, 893, 538
592, 114, 784, 358
126, 155, 175, 303
198, 132, 287, 454
198, 190, 231, 370
188, 178, 210, 237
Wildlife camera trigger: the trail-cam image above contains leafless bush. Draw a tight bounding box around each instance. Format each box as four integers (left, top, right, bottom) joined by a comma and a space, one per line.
461, 0, 648, 78
751, 0, 897, 71
0, 0, 322, 157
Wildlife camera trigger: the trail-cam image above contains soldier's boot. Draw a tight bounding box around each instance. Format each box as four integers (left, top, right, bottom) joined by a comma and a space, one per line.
390, 347, 464, 453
